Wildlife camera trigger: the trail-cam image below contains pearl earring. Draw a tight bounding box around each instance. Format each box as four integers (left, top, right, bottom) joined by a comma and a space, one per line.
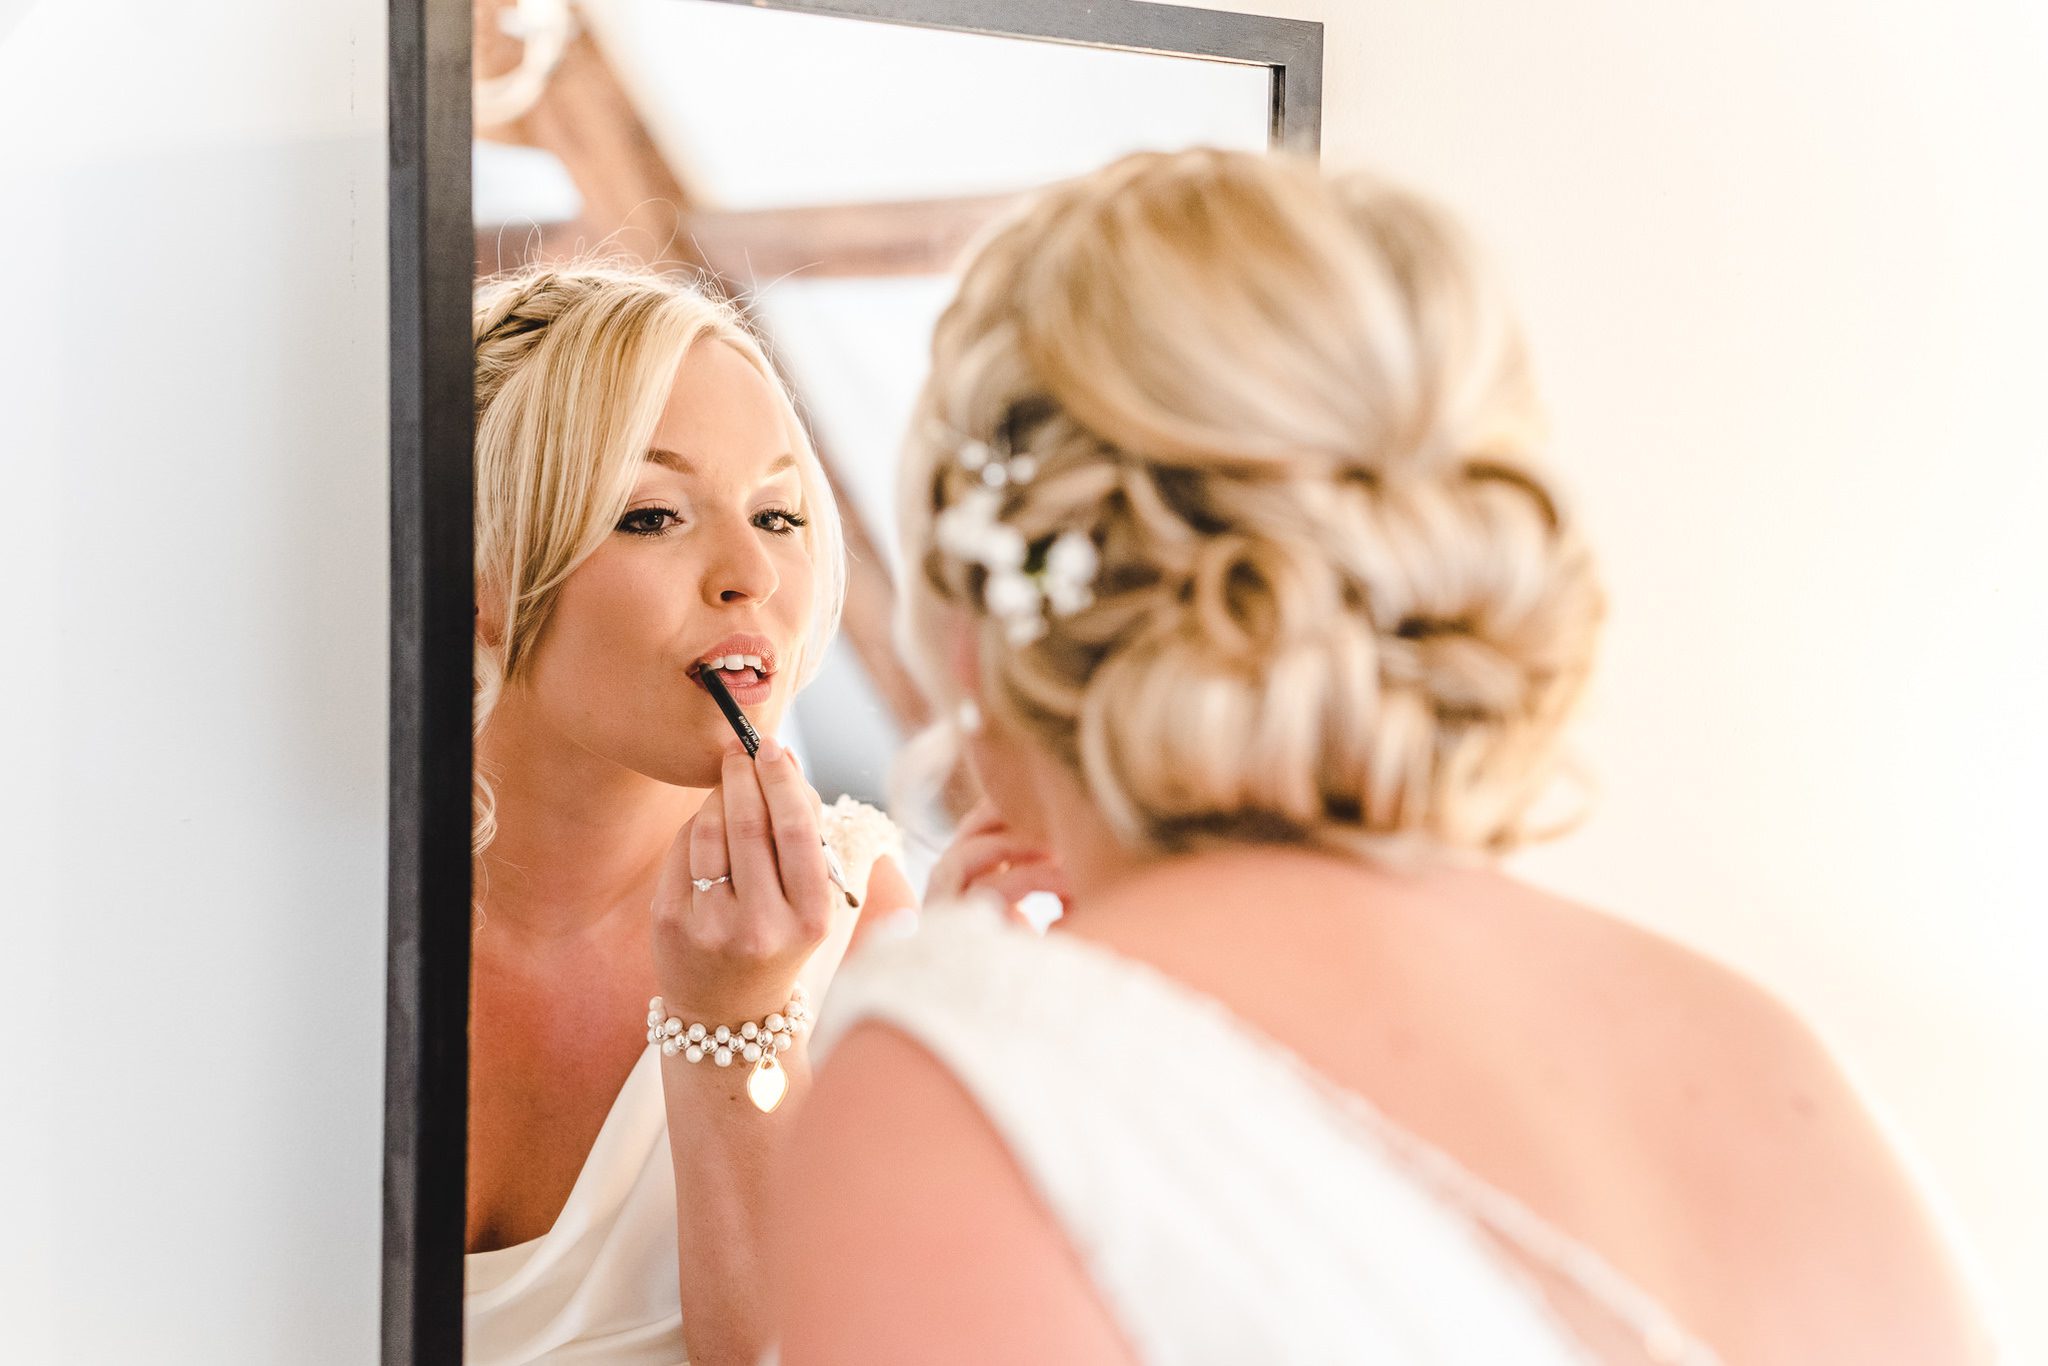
956, 698, 983, 736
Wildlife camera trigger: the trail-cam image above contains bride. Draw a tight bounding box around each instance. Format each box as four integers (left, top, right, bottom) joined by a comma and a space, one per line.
776, 151, 1997, 1365
462, 264, 913, 1365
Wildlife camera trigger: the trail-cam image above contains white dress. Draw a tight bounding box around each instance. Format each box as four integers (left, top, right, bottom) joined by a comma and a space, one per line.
464, 797, 903, 1366
811, 897, 1724, 1366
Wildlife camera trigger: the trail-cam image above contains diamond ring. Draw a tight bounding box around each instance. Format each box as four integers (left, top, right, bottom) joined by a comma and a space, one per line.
692, 874, 731, 892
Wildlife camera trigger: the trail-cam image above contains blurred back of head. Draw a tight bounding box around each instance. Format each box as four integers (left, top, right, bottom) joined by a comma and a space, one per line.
900, 148, 1604, 864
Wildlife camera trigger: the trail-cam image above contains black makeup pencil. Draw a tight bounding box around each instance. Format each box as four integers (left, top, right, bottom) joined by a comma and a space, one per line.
697, 666, 858, 906
698, 667, 762, 757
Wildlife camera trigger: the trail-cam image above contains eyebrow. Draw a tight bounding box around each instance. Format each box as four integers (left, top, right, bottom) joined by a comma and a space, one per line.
647, 446, 798, 478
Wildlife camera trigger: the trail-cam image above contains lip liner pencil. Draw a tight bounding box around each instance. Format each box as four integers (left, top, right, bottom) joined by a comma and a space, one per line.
697, 666, 762, 757
697, 667, 857, 907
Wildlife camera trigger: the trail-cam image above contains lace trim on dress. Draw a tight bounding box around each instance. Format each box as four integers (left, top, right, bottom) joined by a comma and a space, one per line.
819, 794, 903, 898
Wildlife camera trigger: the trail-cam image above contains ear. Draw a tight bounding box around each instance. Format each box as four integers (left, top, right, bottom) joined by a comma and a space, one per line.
475, 585, 506, 652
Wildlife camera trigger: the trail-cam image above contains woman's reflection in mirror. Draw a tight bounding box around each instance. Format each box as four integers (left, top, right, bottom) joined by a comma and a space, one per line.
464, 266, 915, 1364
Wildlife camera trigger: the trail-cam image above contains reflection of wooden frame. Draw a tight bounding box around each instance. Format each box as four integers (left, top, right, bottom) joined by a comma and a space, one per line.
384, 2, 1322, 1360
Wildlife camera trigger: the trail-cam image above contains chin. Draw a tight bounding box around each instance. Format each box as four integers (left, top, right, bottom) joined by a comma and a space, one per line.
667, 707, 784, 787
640, 755, 724, 793
626, 722, 730, 791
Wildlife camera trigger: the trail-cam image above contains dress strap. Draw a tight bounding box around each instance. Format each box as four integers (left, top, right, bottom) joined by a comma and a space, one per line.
819, 900, 1722, 1366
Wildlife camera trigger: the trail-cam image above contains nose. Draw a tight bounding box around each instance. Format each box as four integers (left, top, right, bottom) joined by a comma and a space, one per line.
699, 516, 780, 608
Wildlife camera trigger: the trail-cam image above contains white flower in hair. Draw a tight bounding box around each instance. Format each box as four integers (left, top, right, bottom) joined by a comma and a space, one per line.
1042, 531, 1099, 616
934, 488, 1024, 569
933, 430, 1101, 646
985, 570, 1045, 645
983, 523, 1027, 571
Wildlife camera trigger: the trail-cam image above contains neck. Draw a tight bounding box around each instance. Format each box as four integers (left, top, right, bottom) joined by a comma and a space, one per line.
474, 698, 706, 949
1028, 758, 1471, 924
1023, 757, 1175, 908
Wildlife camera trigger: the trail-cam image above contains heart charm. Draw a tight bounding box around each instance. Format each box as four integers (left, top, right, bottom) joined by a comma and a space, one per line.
747, 1052, 789, 1113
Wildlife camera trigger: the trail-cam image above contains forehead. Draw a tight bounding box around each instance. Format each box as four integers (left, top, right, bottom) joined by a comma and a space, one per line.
644, 340, 797, 485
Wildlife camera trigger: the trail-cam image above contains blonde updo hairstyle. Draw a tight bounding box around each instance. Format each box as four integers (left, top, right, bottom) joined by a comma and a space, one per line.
900, 150, 1602, 864
472, 264, 845, 856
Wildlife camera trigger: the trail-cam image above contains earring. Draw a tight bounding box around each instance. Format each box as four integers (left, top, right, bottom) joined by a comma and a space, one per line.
955, 698, 983, 736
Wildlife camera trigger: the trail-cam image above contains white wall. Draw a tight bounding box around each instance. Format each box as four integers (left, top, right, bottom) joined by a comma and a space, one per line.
1169, 0, 2048, 1355
0, 2, 389, 1361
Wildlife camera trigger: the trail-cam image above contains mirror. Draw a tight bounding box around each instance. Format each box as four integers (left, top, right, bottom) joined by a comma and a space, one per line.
380, 2, 1321, 1360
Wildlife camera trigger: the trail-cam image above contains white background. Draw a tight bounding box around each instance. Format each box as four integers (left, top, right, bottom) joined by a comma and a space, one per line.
1, 0, 390, 1360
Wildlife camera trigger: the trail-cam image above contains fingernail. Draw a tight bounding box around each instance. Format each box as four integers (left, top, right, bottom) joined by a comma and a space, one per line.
756, 736, 782, 763
722, 736, 746, 756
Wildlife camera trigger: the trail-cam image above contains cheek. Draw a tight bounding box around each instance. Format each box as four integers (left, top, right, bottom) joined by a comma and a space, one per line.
771, 538, 818, 641
528, 547, 681, 690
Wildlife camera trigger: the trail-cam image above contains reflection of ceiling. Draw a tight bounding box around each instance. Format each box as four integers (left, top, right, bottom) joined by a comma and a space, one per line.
752, 276, 957, 575
474, 139, 582, 227
578, 0, 1271, 209
758, 278, 955, 814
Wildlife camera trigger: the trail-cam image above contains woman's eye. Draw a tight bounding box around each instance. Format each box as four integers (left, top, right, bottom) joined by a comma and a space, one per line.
755, 508, 808, 536
617, 507, 680, 536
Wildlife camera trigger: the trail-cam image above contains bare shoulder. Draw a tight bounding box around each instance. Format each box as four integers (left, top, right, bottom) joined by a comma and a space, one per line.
1523, 886, 1997, 1365
861, 853, 917, 920
775, 1020, 1134, 1366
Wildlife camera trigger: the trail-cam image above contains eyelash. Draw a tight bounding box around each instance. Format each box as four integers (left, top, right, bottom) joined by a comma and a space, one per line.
615, 505, 809, 538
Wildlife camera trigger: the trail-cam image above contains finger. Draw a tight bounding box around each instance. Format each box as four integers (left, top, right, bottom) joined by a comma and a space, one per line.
652, 817, 697, 923
689, 782, 731, 885
956, 798, 1008, 837
684, 784, 736, 942
755, 738, 830, 931
976, 857, 1069, 907
720, 737, 781, 903
786, 747, 826, 815
932, 832, 1047, 901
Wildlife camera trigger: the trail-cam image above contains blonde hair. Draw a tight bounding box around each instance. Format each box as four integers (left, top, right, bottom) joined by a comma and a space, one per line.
472, 263, 845, 856
899, 150, 1602, 863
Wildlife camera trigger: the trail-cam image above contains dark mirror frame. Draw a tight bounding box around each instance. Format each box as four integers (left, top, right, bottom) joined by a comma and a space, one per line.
384, 2, 1322, 1359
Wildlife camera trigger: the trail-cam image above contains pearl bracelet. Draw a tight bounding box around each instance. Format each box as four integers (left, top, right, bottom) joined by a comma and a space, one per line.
646, 985, 811, 1113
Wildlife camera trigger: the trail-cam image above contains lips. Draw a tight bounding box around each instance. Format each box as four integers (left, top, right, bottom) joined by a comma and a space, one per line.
687, 632, 778, 706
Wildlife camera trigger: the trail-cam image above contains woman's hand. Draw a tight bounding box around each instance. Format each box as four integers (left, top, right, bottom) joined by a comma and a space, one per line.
651, 736, 858, 1024
924, 799, 1069, 929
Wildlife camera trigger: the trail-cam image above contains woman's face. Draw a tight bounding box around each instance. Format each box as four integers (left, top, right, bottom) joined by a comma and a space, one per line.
516, 340, 817, 790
